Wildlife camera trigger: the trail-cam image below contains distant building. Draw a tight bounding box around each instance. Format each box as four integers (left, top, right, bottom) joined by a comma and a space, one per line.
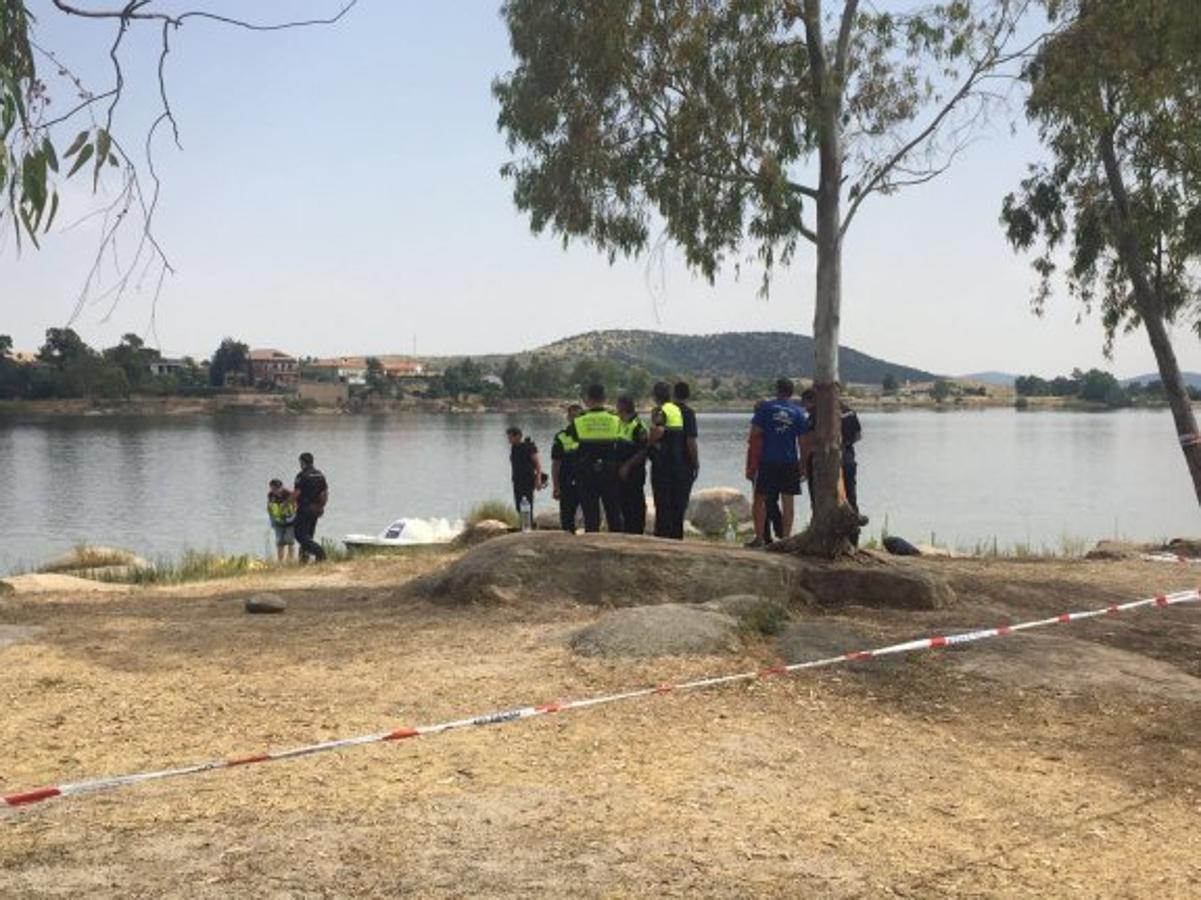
148, 358, 187, 377
309, 356, 368, 385
307, 356, 427, 385
247, 348, 299, 389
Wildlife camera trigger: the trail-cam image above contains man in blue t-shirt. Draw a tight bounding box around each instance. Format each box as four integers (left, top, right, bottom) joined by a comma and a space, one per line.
745, 378, 808, 547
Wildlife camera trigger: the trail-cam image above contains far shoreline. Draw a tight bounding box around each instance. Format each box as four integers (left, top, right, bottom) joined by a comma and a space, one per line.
0, 393, 1188, 420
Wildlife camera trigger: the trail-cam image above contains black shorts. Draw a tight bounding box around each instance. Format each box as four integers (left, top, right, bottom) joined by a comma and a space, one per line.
755, 460, 801, 496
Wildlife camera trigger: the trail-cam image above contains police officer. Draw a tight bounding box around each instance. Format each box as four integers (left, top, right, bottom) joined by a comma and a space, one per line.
615, 394, 649, 534
551, 404, 583, 533
566, 384, 624, 533
648, 381, 689, 539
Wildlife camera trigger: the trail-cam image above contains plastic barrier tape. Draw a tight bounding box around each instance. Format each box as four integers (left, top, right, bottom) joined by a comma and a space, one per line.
4, 588, 1198, 811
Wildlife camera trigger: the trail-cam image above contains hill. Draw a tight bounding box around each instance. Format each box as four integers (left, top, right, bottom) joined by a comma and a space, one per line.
959, 371, 1018, 387
1122, 371, 1201, 389
515, 330, 935, 384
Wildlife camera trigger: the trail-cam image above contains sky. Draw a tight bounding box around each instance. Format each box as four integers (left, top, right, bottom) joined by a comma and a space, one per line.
2, 0, 1198, 380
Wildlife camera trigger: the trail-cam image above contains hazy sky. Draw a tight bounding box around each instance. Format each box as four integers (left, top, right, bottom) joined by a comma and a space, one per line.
3, 0, 1198, 379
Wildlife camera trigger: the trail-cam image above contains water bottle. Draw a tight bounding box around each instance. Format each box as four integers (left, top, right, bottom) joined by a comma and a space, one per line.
724, 519, 738, 543
520, 496, 533, 532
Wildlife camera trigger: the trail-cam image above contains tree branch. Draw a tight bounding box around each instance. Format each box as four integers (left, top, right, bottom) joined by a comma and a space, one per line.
840, 3, 1037, 237
834, 0, 861, 83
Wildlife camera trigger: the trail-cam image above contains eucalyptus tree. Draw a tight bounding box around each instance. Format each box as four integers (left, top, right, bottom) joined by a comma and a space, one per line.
1001, 0, 1201, 505
495, 0, 1031, 554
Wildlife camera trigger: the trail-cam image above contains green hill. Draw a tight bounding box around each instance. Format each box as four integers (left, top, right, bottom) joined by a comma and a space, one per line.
520, 330, 935, 384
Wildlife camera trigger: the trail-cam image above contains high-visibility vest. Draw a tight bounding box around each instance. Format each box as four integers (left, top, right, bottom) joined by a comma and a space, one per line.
555, 429, 580, 454
659, 401, 684, 430
268, 496, 297, 526
618, 415, 646, 443
572, 408, 622, 442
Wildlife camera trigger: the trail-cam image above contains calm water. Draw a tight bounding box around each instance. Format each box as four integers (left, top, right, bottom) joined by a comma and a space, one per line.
0, 409, 1197, 573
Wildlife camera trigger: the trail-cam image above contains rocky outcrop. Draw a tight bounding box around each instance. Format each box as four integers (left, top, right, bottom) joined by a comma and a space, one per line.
408, 531, 955, 612
451, 520, 513, 549
687, 487, 752, 536
799, 565, 954, 611
408, 532, 813, 608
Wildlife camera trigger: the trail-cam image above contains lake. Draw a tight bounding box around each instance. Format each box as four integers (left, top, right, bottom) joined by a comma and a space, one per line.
0, 408, 1196, 573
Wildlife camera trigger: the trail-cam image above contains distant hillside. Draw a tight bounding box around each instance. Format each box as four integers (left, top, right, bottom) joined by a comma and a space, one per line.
959, 371, 1018, 387
517, 330, 935, 384
1122, 371, 1201, 389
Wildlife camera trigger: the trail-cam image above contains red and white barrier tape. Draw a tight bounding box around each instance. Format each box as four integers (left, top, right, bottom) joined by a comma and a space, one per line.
4, 588, 1198, 811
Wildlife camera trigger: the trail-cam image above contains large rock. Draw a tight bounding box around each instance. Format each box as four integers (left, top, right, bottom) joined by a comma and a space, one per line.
451, 519, 512, 549
1085, 540, 1142, 561
244, 593, 287, 614
408, 532, 813, 608
687, 487, 752, 536
800, 565, 955, 611
571, 605, 742, 658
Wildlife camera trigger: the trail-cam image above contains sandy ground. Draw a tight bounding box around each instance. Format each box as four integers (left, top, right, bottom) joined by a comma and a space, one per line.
2, 550, 1201, 898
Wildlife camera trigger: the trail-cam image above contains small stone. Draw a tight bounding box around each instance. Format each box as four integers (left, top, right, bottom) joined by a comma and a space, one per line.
244, 593, 287, 614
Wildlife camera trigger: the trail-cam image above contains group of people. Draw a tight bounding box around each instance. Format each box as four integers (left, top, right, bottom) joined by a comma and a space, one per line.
508, 381, 699, 538
510, 377, 862, 545
745, 378, 862, 547
265, 452, 330, 563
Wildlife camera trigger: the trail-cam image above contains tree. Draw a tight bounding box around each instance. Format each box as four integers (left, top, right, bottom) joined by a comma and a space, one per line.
931, 379, 954, 403
37, 327, 91, 369
495, 0, 1030, 555
0, 334, 11, 359
882, 373, 899, 395
1076, 368, 1126, 407
208, 338, 249, 387
1015, 374, 1049, 396
365, 357, 389, 396
1001, 0, 1201, 504
103, 333, 159, 389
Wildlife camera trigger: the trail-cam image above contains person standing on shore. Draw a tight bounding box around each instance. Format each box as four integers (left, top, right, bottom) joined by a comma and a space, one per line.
648, 381, 689, 539
551, 405, 582, 533
267, 478, 297, 562
746, 379, 808, 548
293, 452, 328, 563
506, 427, 543, 525
616, 394, 649, 534
745, 400, 785, 545
567, 384, 624, 533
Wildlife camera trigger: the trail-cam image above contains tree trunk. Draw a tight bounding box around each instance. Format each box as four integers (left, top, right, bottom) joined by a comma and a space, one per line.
1097, 125, 1201, 507
773, 91, 864, 558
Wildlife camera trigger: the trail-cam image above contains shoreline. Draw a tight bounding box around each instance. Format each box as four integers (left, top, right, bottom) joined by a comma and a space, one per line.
0, 394, 1187, 419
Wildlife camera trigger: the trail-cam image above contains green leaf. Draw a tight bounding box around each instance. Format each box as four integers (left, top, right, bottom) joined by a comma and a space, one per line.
45, 191, 60, 233
42, 138, 58, 174
66, 143, 94, 179
95, 129, 111, 187
64, 130, 89, 158
96, 128, 111, 162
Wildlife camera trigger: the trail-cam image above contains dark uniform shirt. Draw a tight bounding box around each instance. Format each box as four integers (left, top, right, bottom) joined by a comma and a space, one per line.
650, 401, 687, 477
551, 429, 579, 481
510, 438, 539, 489
294, 467, 328, 514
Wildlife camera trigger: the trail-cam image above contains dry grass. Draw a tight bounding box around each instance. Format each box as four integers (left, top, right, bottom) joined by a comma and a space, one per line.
1, 553, 1200, 897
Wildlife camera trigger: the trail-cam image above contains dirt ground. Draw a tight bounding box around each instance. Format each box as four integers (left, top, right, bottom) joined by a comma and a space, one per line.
2, 550, 1201, 898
